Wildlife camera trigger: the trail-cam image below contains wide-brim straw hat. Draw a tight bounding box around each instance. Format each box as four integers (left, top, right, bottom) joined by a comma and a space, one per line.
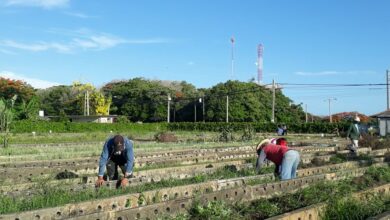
354, 116, 360, 122
256, 139, 270, 151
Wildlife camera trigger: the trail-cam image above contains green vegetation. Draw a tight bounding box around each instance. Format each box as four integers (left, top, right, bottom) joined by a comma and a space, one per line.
163, 166, 390, 220
9, 120, 350, 135
0, 165, 274, 214
322, 195, 389, 220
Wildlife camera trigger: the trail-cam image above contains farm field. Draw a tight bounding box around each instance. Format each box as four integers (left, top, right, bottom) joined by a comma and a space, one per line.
0, 132, 389, 220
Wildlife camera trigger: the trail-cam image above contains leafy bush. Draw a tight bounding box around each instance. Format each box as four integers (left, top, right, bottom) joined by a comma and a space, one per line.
116, 115, 130, 123
11, 120, 168, 133
168, 122, 350, 134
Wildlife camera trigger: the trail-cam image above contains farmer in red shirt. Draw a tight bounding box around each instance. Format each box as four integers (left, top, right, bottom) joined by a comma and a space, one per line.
255, 138, 300, 180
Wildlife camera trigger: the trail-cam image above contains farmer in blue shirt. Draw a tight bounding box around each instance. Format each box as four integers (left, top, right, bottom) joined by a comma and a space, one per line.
96, 135, 134, 188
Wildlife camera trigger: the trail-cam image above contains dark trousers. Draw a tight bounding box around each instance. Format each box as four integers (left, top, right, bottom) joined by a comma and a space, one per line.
106, 159, 126, 180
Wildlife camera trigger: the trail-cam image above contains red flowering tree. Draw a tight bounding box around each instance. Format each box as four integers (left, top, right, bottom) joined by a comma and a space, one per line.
0, 77, 35, 103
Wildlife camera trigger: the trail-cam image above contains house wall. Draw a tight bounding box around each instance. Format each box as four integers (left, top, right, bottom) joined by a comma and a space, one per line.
71, 117, 114, 123
379, 118, 389, 136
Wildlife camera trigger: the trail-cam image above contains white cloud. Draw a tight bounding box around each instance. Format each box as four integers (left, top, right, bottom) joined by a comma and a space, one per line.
3, 0, 69, 9
64, 11, 95, 19
0, 40, 71, 53
0, 33, 169, 53
0, 71, 60, 89
295, 70, 376, 76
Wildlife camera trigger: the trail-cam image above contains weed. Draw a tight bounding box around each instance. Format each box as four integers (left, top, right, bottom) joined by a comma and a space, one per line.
241, 126, 255, 141
322, 195, 389, 220
137, 193, 146, 206
188, 201, 240, 220
218, 127, 235, 142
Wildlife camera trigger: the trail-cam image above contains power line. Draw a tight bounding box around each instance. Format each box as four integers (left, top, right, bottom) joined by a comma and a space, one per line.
278, 83, 386, 87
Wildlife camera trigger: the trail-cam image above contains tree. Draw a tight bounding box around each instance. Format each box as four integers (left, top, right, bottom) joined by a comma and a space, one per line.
92, 92, 112, 115
19, 96, 40, 120
204, 80, 305, 123
37, 85, 79, 116
102, 78, 173, 122
72, 81, 112, 116
0, 95, 17, 147
0, 78, 34, 103
0, 78, 36, 119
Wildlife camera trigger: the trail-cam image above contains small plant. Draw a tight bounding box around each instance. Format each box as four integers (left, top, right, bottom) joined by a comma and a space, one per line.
329, 154, 348, 164
138, 193, 146, 206
218, 127, 234, 142
189, 201, 238, 220
124, 198, 131, 208
245, 199, 280, 219
241, 125, 255, 141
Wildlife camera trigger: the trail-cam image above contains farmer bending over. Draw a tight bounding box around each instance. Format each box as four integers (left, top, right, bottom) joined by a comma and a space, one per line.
96, 135, 134, 188
256, 138, 300, 180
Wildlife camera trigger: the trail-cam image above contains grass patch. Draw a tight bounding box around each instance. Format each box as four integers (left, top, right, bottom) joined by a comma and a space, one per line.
163, 166, 390, 220
0, 165, 273, 214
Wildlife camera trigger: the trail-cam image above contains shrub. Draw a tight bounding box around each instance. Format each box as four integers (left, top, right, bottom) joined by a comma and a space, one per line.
218, 127, 234, 142
11, 120, 168, 133
154, 132, 178, 142
116, 115, 130, 123
241, 125, 255, 141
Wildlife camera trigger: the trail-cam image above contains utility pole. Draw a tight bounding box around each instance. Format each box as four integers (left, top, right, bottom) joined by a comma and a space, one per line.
84, 92, 86, 116
271, 79, 275, 123
325, 98, 337, 123
387, 70, 390, 110
230, 36, 235, 80
305, 104, 308, 123
167, 94, 171, 123
194, 101, 197, 122
226, 95, 229, 123
199, 97, 205, 122
202, 97, 205, 122
84, 91, 90, 116
87, 90, 89, 116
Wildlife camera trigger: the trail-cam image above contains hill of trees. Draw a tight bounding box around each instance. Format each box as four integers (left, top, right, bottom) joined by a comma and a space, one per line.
1, 77, 309, 123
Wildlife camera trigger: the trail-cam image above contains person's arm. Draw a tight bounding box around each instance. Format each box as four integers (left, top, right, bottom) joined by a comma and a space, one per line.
346, 124, 352, 139
124, 138, 134, 177
255, 150, 267, 173
98, 140, 110, 177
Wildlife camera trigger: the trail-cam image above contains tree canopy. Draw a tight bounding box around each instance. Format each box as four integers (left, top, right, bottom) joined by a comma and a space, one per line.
3, 77, 306, 123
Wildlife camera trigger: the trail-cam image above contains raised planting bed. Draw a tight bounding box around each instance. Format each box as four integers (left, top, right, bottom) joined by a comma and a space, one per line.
0, 161, 384, 219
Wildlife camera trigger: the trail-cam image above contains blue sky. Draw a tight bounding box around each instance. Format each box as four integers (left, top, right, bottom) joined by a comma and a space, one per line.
0, 0, 389, 116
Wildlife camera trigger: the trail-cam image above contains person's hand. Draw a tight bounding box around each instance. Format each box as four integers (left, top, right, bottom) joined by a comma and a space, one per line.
95, 176, 104, 187
120, 178, 129, 188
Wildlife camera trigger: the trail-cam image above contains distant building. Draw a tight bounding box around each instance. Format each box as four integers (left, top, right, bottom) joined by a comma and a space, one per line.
372, 110, 390, 136
47, 115, 118, 123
